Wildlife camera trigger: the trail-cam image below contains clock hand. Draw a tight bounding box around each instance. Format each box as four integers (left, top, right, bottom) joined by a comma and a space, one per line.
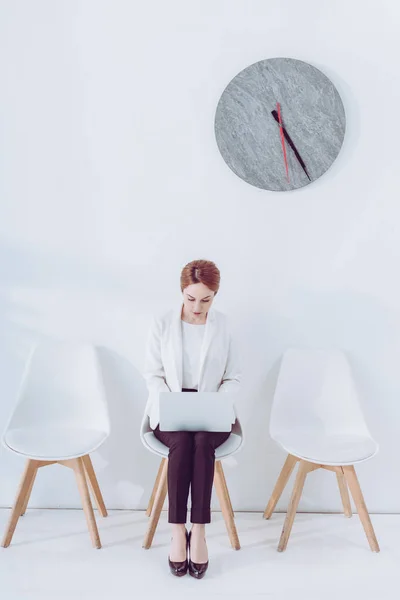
271, 110, 311, 181
276, 103, 290, 183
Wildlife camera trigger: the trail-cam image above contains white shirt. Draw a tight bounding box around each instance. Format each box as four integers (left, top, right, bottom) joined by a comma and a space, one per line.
181, 320, 206, 390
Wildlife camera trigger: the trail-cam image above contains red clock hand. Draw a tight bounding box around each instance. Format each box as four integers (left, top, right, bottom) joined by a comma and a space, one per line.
271, 110, 311, 181
277, 102, 290, 183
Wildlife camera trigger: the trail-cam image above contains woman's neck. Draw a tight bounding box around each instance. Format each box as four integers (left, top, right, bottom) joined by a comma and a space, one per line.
181, 306, 207, 325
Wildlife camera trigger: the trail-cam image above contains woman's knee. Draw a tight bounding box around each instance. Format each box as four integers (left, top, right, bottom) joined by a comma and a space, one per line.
169, 431, 193, 453
193, 431, 214, 453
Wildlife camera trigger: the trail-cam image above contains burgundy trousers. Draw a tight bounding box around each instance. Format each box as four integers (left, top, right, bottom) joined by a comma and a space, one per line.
153, 389, 231, 524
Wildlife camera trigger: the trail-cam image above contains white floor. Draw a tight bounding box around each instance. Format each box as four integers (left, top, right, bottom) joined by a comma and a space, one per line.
0, 509, 398, 600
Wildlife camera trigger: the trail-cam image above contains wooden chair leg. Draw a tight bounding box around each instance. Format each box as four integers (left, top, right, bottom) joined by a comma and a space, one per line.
219, 462, 235, 519
342, 465, 380, 552
20, 465, 39, 516
214, 460, 240, 550
70, 458, 101, 549
81, 455, 107, 517
143, 459, 168, 549
1, 459, 38, 547
334, 467, 352, 518
264, 454, 298, 519
146, 458, 167, 517
277, 460, 310, 552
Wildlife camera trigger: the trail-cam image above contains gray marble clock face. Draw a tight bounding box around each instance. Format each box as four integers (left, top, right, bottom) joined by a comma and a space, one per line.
215, 57, 346, 191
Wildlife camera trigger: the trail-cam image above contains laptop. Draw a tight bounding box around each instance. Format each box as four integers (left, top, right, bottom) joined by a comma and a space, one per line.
158, 391, 236, 432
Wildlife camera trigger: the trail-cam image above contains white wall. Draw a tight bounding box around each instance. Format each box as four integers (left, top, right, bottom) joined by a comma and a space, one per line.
0, 0, 399, 513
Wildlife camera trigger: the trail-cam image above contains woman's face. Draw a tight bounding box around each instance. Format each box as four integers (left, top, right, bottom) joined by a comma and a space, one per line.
182, 283, 215, 322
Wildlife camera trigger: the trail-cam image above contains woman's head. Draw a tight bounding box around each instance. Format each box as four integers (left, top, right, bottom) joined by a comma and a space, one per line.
180, 259, 220, 319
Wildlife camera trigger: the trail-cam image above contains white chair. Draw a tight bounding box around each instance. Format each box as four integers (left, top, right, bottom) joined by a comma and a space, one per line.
263, 348, 380, 552
1, 341, 110, 549
140, 414, 243, 550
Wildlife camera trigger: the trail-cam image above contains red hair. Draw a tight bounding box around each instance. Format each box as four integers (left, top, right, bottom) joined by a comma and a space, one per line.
180, 260, 220, 295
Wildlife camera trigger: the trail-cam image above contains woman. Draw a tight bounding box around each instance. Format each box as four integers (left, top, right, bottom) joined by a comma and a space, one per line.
143, 259, 241, 578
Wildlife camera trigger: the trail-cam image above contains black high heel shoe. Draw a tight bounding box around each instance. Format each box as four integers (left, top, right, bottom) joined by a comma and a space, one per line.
168, 529, 189, 577
188, 530, 209, 579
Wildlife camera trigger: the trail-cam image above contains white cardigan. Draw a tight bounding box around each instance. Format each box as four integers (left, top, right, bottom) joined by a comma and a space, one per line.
143, 305, 241, 429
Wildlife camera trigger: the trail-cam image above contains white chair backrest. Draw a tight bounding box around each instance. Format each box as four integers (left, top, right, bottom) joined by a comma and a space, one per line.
270, 348, 371, 440
4, 342, 109, 435
140, 414, 152, 439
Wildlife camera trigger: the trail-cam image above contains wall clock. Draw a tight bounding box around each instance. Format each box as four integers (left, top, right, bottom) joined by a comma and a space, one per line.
215, 57, 346, 191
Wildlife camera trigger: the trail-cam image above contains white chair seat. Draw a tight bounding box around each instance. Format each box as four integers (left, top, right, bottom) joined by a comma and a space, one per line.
216, 433, 242, 459
275, 431, 378, 466
143, 431, 242, 460
4, 426, 108, 461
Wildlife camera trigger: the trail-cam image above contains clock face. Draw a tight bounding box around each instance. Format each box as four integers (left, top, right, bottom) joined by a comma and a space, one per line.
215, 57, 346, 191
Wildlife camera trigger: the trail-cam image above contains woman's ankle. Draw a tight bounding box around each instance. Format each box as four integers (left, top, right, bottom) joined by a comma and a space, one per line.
191, 523, 206, 535
171, 523, 187, 536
